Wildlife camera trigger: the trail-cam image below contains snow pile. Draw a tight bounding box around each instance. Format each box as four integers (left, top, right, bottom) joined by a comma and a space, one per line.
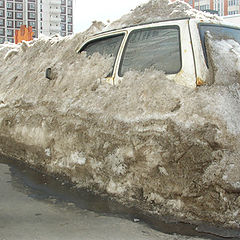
201, 35, 240, 197
0, 0, 239, 228
105, 0, 221, 30
0, 42, 20, 65
207, 34, 240, 85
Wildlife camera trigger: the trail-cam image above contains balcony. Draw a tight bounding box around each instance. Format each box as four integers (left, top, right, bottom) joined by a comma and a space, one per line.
50, 0, 61, 5
50, 25, 61, 33
50, 8, 61, 14
50, 16, 60, 23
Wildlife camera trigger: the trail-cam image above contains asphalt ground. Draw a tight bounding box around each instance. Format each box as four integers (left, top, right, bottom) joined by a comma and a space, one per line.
0, 155, 239, 240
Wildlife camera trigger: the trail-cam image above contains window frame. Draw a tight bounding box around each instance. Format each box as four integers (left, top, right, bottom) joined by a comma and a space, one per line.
118, 25, 182, 77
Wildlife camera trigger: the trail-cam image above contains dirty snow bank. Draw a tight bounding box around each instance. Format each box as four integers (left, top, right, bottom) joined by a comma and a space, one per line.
0, 0, 239, 229
105, 0, 221, 30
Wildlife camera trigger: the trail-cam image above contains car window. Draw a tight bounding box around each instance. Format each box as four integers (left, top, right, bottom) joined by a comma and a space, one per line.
198, 24, 240, 66
119, 26, 181, 76
79, 34, 124, 77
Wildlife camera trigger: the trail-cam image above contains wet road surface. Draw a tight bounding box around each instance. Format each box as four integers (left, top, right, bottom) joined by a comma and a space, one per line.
0, 155, 239, 240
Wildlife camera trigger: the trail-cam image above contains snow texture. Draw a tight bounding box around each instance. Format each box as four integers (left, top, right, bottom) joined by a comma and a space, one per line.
105, 0, 221, 30
0, 0, 239, 228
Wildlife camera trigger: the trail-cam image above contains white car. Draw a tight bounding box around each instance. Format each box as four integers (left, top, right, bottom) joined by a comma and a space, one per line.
76, 17, 240, 88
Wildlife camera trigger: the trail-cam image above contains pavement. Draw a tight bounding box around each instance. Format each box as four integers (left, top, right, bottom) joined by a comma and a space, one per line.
0, 159, 213, 240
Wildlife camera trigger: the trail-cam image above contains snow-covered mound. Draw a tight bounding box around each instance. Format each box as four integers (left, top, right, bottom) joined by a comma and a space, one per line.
105, 0, 221, 30
0, 0, 239, 229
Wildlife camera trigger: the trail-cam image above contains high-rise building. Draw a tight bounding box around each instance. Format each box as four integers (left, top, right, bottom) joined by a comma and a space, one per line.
40, 0, 73, 37
0, 0, 73, 44
184, 0, 240, 16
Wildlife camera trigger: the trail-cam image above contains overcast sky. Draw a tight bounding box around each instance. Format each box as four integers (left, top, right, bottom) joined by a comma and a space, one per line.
73, 0, 148, 33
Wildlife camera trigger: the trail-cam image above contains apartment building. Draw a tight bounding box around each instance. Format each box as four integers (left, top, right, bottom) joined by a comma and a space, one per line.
0, 0, 73, 44
40, 0, 73, 37
184, 0, 240, 16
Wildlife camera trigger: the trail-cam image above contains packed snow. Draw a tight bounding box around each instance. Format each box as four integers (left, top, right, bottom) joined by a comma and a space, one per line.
105, 0, 221, 30
0, 0, 239, 229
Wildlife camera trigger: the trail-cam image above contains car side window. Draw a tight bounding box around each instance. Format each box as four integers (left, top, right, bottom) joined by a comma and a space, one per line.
119, 26, 181, 76
80, 34, 124, 77
198, 24, 240, 67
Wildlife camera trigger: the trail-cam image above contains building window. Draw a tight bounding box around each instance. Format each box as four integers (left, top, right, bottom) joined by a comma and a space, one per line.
7, 2, 13, 9
200, 4, 210, 11
15, 12, 23, 19
15, 20, 23, 28
228, 0, 239, 6
61, 15, 66, 22
0, 1, 4, 8
0, 9, 4, 17
7, 20, 13, 27
28, 3, 35, 11
7, 29, 13, 36
67, 0, 72, 7
67, 24, 72, 32
61, 7, 66, 14
119, 26, 181, 76
7, 38, 14, 43
28, 21, 35, 28
61, 0, 66, 4
67, 16, 72, 23
15, 3, 23, 10
0, 28, 4, 36
28, 12, 36, 19
7, 11, 13, 19
228, 10, 239, 15
0, 37, 5, 43
61, 32, 66, 37
68, 8, 72, 15
0, 18, 4, 26
61, 23, 66, 31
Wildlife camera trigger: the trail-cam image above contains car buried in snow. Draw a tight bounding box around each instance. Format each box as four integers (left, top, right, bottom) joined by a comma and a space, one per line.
66, 17, 240, 88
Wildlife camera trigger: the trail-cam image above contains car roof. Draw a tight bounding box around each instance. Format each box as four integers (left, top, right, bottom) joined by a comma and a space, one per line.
93, 17, 192, 36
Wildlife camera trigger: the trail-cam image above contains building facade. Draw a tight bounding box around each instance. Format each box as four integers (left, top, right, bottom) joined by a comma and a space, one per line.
184, 0, 240, 16
0, 0, 73, 44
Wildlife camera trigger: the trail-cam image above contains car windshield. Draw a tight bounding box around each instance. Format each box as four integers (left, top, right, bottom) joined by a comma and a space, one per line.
199, 24, 240, 66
